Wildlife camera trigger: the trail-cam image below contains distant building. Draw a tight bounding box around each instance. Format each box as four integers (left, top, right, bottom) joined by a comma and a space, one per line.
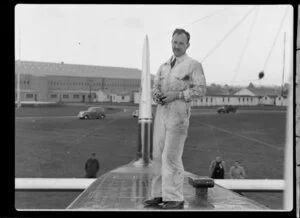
258, 95, 276, 106
233, 87, 286, 106
95, 90, 111, 102
111, 92, 132, 103
133, 91, 141, 105
275, 96, 288, 106
15, 60, 144, 103
133, 86, 287, 107
187, 87, 287, 107
191, 95, 259, 107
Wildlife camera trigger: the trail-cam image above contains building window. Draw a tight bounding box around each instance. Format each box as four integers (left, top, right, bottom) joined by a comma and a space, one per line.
206, 97, 208, 102
265, 97, 267, 100
222, 97, 224, 102
211, 97, 213, 102
50, 94, 57, 98
121, 96, 125, 100
25, 93, 33, 99
63, 94, 69, 99
228, 97, 230, 102
73, 94, 79, 99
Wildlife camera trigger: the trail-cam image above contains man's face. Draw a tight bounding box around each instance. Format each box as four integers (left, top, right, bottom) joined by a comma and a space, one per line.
172, 33, 190, 57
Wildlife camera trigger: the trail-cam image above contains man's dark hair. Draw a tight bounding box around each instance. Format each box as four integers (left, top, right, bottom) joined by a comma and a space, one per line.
172, 28, 190, 44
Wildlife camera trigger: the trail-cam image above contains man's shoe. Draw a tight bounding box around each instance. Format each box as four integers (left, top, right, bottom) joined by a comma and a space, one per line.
143, 197, 163, 206
144, 204, 163, 209
162, 201, 184, 209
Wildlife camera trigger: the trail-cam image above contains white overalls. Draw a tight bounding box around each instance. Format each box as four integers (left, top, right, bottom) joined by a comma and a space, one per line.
151, 53, 206, 201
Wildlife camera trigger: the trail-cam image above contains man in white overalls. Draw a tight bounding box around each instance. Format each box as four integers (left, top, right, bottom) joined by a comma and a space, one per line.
144, 29, 206, 209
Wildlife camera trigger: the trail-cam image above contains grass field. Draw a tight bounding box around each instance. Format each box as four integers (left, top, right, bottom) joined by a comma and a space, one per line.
15, 104, 287, 210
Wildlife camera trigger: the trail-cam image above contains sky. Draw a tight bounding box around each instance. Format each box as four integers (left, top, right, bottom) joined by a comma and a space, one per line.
15, 4, 294, 86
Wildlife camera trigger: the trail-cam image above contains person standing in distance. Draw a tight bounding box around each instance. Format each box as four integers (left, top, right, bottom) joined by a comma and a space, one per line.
144, 28, 206, 209
209, 156, 226, 179
229, 161, 246, 179
229, 160, 246, 195
85, 153, 100, 178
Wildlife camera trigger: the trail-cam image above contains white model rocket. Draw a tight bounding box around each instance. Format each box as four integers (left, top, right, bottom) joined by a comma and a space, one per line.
134, 35, 153, 167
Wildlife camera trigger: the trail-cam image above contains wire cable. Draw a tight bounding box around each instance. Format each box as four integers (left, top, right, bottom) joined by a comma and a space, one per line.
151, 7, 231, 40
181, 7, 230, 29
232, 6, 260, 83
201, 6, 258, 62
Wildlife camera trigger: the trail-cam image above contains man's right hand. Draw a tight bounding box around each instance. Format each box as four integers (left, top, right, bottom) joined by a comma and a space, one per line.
153, 92, 166, 105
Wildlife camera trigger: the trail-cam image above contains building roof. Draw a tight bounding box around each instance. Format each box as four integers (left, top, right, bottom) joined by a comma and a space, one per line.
236, 87, 281, 97
15, 60, 143, 79
298, 5, 300, 49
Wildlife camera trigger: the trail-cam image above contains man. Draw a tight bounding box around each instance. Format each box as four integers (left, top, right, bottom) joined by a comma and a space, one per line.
85, 153, 100, 178
229, 161, 246, 179
144, 28, 206, 209
209, 156, 226, 179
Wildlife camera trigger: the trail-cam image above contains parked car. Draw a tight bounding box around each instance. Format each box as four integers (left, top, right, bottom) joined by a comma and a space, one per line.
132, 109, 139, 118
217, 105, 238, 114
78, 107, 106, 119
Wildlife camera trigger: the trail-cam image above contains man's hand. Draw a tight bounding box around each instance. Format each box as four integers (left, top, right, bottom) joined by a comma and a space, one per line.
153, 91, 165, 105
161, 91, 180, 104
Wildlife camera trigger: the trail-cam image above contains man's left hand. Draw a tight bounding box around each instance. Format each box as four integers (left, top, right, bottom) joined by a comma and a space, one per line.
161, 91, 180, 104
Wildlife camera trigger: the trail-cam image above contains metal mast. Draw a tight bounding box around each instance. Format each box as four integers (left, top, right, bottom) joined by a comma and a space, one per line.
281, 32, 286, 96
16, 28, 21, 109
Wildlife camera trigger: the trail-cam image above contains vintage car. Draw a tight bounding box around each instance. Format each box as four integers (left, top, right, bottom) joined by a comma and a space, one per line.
132, 109, 139, 118
217, 105, 238, 114
78, 107, 106, 119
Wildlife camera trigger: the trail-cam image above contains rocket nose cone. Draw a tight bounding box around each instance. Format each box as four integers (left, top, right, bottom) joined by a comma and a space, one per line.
144, 34, 149, 42
140, 34, 152, 120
